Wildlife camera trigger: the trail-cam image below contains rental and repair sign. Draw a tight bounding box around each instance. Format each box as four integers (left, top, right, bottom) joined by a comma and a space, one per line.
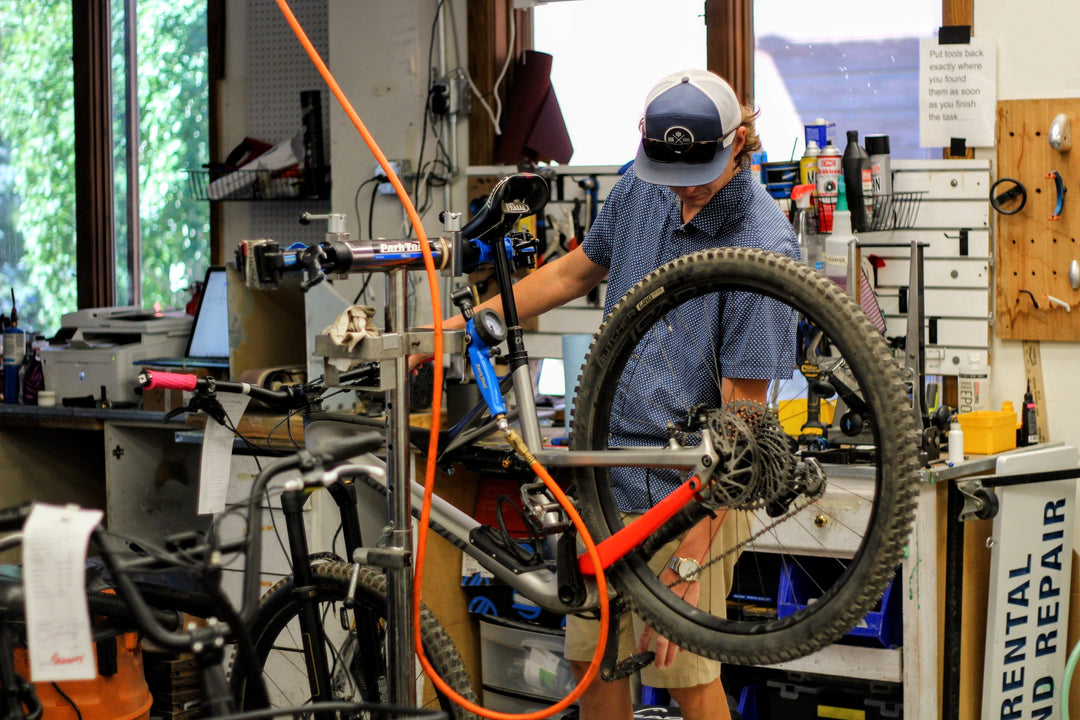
982, 446, 1078, 719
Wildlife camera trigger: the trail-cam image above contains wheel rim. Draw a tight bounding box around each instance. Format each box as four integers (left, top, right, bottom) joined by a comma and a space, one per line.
236, 565, 473, 718
571, 248, 918, 664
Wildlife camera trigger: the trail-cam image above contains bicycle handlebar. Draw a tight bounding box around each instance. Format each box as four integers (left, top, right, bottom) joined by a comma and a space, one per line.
0, 503, 32, 534
138, 369, 312, 409
138, 366, 381, 413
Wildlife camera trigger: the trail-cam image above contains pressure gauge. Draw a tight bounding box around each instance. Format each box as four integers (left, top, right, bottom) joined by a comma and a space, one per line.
473, 307, 507, 345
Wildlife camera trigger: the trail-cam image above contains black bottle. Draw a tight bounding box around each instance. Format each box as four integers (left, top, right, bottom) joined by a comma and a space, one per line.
842, 130, 872, 232
1020, 388, 1039, 446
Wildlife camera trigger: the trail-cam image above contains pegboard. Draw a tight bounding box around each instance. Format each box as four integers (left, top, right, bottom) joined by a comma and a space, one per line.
995, 98, 1080, 341
246, 0, 330, 247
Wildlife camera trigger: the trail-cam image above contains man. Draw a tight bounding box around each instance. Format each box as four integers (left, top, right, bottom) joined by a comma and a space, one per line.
419, 69, 797, 719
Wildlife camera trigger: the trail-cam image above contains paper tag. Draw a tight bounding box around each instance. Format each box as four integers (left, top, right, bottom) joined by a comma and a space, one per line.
198, 393, 252, 515
24, 503, 103, 682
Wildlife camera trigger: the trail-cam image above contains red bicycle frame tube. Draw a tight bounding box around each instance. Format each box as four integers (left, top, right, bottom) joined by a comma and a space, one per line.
576, 476, 702, 575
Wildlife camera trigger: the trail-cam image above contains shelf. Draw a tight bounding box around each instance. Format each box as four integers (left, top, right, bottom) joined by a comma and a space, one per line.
759, 644, 902, 683
816, 191, 925, 233
186, 167, 330, 201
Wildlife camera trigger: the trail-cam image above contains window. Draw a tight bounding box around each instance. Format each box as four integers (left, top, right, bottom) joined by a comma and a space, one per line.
753, 0, 939, 162
0, 0, 76, 333
532, 0, 706, 167
114, 0, 210, 312
0, 0, 208, 335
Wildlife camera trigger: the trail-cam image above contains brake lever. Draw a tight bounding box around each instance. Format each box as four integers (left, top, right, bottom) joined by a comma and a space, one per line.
165, 383, 229, 427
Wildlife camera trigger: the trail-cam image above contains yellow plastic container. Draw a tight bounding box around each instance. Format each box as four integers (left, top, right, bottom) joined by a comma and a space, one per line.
957, 410, 1018, 455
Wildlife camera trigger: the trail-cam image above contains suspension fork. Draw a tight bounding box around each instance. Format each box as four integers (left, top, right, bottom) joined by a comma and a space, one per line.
325, 480, 363, 557
323, 479, 385, 703
279, 489, 335, 718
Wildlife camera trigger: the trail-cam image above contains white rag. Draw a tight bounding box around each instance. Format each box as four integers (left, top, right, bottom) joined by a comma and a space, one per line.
323, 305, 380, 371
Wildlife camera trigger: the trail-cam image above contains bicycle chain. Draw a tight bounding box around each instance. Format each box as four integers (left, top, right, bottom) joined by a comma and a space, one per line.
662, 492, 816, 590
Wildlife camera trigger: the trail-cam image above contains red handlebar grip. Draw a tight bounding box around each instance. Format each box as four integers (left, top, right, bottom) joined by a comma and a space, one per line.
139, 369, 198, 392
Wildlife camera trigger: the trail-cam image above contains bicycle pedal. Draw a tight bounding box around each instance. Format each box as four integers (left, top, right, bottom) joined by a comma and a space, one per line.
603, 652, 655, 681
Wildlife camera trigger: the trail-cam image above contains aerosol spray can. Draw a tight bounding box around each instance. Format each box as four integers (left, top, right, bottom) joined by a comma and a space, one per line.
866, 134, 892, 229
865, 134, 892, 196
799, 140, 820, 192
815, 141, 842, 232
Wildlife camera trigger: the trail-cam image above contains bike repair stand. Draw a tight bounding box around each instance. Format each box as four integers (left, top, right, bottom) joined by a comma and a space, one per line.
310, 217, 468, 709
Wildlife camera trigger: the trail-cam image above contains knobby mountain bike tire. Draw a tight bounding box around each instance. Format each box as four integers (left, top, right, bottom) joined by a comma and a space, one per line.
570, 247, 920, 665
231, 562, 477, 720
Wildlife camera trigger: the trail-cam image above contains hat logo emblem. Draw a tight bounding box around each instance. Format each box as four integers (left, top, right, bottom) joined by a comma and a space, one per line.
663, 126, 694, 146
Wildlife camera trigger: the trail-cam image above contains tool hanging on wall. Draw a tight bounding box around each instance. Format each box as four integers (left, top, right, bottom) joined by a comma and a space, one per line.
989, 177, 1027, 215
996, 98, 1080, 341
1046, 170, 1066, 220
1049, 113, 1072, 152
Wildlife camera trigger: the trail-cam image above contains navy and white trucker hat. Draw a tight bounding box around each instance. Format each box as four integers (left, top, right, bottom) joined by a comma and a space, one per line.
634, 69, 743, 187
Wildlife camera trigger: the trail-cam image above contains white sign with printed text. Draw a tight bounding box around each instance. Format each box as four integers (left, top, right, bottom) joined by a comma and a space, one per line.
982, 446, 1078, 720
919, 36, 997, 148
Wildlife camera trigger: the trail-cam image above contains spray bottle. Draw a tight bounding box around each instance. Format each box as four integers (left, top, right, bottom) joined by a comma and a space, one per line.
3, 289, 26, 404
824, 179, 856, 291
842, 130, 873, 232
791, 184, 822, 273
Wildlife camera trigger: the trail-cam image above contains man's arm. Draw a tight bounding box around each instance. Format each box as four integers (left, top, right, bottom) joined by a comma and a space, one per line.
459, 245, 607, 328
645, 376, 768, 667
408, 246, 607, 370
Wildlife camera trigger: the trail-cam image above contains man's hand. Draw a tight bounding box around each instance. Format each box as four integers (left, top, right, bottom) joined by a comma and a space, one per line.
408, 354, 433, 376
638, 574, 701, 667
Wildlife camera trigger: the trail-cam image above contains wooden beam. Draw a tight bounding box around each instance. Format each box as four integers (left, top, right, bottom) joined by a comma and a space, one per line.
72, 0, 116, 309
705, 0, 754, 105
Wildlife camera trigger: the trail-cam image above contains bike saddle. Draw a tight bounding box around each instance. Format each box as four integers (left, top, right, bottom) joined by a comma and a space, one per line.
461, 173, 550, 242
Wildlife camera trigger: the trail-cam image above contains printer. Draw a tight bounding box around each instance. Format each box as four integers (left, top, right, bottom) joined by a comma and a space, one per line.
40, 306, 192, 405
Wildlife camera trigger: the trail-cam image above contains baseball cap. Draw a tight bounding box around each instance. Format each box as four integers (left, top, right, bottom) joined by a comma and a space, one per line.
634, 69, 743, 187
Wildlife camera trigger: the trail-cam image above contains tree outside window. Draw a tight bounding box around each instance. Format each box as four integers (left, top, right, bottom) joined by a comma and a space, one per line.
0, 0, 208, 336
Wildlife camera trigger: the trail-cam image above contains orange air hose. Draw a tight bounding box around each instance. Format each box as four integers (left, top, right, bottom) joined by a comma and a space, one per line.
274, 3, 611, 718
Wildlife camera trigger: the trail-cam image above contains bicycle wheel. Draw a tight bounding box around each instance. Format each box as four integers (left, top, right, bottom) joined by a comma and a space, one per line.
231, 562, 477, 720
570, 247, 920, 665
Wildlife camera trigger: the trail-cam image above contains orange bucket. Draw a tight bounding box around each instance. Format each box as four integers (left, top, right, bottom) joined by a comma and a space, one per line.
13, 632, 153, 720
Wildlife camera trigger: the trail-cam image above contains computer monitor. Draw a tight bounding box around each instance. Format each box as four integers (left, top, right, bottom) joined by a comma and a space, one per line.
535, 357, 566, 398
184, 266, 230, 361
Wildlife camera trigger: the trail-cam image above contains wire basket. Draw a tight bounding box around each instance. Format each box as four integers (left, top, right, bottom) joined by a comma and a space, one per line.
211, 701, 448, 720
815, 191, 925, 233
187, 168, 309, 201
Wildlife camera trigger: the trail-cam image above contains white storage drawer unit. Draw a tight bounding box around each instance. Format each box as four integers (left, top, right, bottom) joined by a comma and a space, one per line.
479, 616, 574, 702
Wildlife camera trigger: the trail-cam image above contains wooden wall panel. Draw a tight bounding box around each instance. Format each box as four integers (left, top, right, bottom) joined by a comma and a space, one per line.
996, 98, 1080, 340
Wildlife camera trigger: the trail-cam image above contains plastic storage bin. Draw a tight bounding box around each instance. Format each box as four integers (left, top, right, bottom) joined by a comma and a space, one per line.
479, 616, 574, 701
761, 680, 822, 720
777, 559, 901, 648
957, 410, 1018, 454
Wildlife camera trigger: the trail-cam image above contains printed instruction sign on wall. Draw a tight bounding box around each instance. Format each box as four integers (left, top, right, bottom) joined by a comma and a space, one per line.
919, 36, 997, 148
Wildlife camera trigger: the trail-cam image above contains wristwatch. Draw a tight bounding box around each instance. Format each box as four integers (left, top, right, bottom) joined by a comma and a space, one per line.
667, 556, 702, 583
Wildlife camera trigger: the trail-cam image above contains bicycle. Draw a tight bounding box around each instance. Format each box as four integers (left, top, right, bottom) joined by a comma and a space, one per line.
144, 171, 920, 713
0, 434, 467, 720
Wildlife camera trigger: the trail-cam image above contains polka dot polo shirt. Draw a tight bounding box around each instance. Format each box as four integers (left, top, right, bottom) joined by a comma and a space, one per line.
581, 163, 799, 512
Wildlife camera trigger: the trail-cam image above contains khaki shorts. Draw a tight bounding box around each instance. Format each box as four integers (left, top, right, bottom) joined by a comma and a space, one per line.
564, 510, 749, 689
